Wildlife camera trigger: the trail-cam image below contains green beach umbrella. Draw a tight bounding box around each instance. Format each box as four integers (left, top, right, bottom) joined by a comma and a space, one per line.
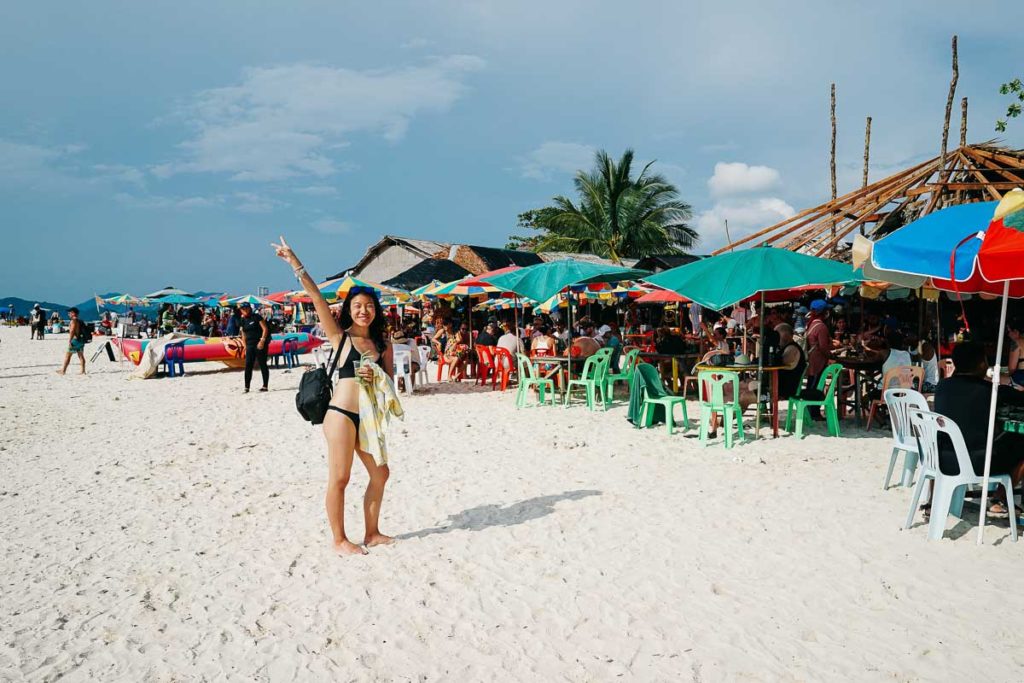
485, 259, 651, 302
644, 247, 859, 310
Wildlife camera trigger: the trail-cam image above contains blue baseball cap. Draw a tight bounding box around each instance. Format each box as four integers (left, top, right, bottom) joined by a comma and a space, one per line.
809, 299, 831, 312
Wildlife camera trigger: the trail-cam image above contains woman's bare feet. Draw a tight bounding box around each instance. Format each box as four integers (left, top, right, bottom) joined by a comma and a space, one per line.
363, 533, 395, 548
332, 540, 368, 556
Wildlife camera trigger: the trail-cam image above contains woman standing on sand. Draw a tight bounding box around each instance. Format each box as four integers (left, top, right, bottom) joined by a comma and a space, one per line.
271, 236, 396, 556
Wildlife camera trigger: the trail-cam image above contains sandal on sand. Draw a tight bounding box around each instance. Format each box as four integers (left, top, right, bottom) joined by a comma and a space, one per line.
987, 501, 1023, 516
259, 386, 268, 392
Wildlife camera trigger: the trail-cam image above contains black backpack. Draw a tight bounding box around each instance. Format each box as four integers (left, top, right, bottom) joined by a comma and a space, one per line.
295, 335, 348, 425
75, 321, 95, 344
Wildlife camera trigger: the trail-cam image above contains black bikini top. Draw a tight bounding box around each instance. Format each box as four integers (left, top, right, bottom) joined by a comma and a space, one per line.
335, 333, 380, 379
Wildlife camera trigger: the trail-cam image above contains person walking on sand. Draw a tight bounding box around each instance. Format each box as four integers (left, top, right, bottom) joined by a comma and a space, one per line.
58, 307, 87, 375
239, 302, 270, 393
272, 236, 397, 556
30, 304, 45, 340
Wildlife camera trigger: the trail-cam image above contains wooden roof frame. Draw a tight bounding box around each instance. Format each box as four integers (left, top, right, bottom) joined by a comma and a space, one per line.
712, 143, 1024, 258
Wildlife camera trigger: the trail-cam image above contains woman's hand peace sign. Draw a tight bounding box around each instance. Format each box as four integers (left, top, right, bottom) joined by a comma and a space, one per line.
271, 236, 299, 267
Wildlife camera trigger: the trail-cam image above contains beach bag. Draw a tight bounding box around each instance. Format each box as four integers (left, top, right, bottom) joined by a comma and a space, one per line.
75, 322, 95, 344
706, 353, 732, 367
295, 334, 349, 425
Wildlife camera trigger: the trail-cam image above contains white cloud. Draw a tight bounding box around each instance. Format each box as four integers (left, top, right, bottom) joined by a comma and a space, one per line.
707, 161, 782, 197
400, 38, 434, 50
312, 218, 351, 234
234, 192, 287, 213
696, 197, 795, 250
114, 192, 222, 210
293, 185, 338, 197
0, 139, 144, 193
160, 57, 485, 182
518, 141, 596, 181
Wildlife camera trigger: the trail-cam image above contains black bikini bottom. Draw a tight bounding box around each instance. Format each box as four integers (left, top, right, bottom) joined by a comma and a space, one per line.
329, 403, 362, 430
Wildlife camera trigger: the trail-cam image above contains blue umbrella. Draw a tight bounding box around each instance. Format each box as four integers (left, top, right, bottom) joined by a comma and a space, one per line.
870, 202, 996, 281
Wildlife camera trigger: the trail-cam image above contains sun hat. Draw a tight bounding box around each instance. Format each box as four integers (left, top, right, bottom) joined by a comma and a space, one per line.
809, 299, 831, 312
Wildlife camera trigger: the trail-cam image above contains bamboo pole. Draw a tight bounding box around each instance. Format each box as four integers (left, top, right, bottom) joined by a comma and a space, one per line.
861, 116, 872, 236
960, 96, 968, 148
830, 83, 838, 250
939, 36, 958, 181
862, 116, 872, 189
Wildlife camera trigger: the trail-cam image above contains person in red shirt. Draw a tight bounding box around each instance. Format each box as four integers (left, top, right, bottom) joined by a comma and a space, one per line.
804, 299, 833, 420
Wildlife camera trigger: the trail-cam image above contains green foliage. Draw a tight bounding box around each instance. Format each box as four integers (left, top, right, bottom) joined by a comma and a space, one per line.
513, 149, 697, 262
996, 78, 1023, 133
504, 211, 546, 250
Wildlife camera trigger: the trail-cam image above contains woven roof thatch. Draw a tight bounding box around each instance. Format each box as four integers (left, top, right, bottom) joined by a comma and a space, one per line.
713, 143, 1024, 258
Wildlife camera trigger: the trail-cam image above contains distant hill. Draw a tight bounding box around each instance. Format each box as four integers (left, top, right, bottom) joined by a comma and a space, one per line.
0, 297, 71, 317
4, 290, 228, 321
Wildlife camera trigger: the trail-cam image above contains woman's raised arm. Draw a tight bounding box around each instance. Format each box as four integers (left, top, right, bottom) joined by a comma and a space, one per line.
271, 236, 343, 347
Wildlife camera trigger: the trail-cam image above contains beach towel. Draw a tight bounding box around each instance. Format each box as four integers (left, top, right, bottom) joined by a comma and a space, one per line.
358, 361, 405, 466
627, 367, 665, 427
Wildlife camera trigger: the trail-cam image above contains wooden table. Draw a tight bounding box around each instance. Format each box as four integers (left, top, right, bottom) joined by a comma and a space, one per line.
837, 357, 882, 426
694, 363, 787, 438
639, 352, 699, 394
528, 355, 572, 395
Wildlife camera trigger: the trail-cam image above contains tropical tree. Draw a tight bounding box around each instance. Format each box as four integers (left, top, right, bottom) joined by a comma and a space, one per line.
996, 78, 1023, 132
512, 149, 696, 262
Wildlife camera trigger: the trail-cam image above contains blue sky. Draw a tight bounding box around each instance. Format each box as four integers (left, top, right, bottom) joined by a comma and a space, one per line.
2, 1, 1022, 303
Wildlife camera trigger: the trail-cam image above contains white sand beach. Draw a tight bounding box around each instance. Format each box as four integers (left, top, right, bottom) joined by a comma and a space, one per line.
1, 327, 1022, 681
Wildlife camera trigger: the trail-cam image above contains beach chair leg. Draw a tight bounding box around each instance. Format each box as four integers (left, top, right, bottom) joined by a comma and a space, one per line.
884, 447, 900, 490
904, 474, 928, 530
699, 410, 709, 446
785, 402, 795, 433
665, 403, 674, 435
1004, 477, 1018, 542
901, 452, 918, 487
794, 406, 806, 439
927, 479, 953, 541
677, 400, 689, 431
826, 406, 840, 437
723, 410, 733, 449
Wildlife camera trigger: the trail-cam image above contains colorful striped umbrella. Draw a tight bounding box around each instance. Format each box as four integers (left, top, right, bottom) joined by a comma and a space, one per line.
225, 294, 274, 306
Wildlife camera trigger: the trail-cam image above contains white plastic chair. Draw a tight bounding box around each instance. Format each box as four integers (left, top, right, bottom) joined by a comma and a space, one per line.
393, 349, 414, 395
905, 409, 1017, 542
882, 388, 929, 490
416, 345, 431, 386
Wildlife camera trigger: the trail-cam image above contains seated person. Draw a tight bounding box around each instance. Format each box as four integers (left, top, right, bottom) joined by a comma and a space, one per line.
390, 329, 420, 389
934, 342, 1024, 514
570, 332, 601, 359
496, 323, 524, 368
604, 322, 623, 372
775, 323, 808, 400
654, 327, 686, 355
530, 325, 558, 356
476, 322, 500, 347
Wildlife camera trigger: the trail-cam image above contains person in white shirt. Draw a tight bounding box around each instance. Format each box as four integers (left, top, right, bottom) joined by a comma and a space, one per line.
497, 323, 524, 356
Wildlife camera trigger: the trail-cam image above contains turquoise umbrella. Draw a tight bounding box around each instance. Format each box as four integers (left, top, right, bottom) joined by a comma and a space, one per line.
646, 247, 858, 439
645, 247, 858, 310
486, 259, 651, 302
487, 259, 651, 382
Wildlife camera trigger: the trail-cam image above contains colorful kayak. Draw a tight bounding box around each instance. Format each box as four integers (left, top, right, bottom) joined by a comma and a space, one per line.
117, 333, 323, 366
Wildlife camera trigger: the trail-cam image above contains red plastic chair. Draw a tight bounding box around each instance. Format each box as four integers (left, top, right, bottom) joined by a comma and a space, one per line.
433, 341, 449, 381
475, 345, 495, 386
492, 347, 516, 391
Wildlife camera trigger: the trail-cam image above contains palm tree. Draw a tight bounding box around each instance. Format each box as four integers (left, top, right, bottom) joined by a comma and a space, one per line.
530, 149, 697, 262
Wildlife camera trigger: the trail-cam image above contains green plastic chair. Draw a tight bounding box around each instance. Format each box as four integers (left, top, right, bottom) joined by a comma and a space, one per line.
564, 351, 610, 410
785, 362, 842, 438
515, 354, 556, 408
698, 370, 747, 449
636, 363, 690, 434
605, 348, 640, 401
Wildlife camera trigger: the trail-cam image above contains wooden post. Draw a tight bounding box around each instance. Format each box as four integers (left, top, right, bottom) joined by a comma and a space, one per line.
862, 116, 872, 188
830, 83, 837, 250
940, 35, 959, 189
960, 96, 968, 148
861, 116, 871, 235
